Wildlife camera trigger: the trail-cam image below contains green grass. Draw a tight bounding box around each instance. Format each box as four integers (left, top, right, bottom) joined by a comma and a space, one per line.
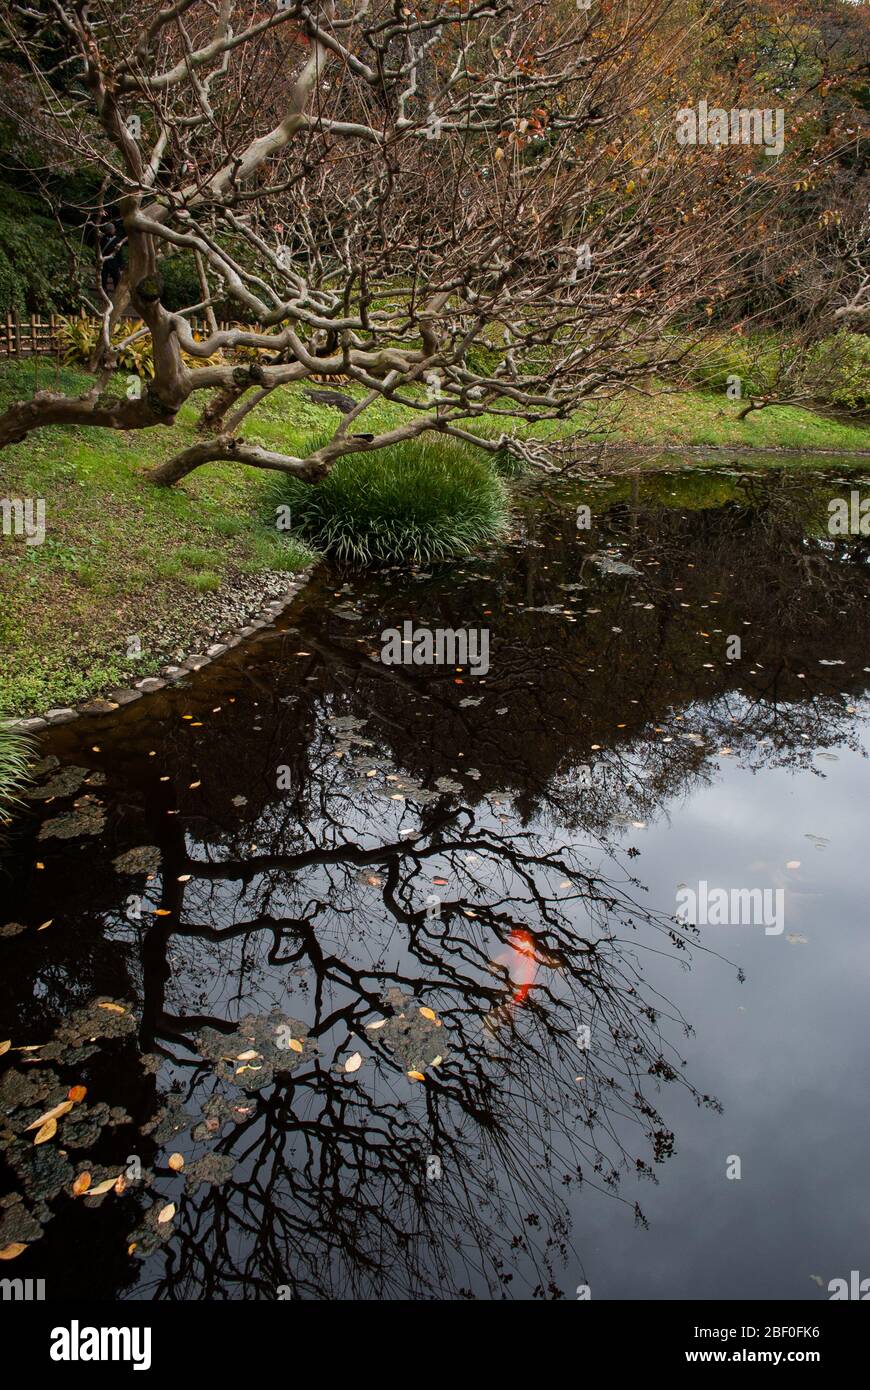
270, 434, 510, 566
0, 717, 34, 815
577, 388, 870, 453
0, 360, 313, 715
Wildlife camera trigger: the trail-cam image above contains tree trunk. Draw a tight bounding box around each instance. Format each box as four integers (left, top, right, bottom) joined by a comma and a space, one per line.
148, 434, 332, 487
149, 437, 232, 486
195, 383, 248, 434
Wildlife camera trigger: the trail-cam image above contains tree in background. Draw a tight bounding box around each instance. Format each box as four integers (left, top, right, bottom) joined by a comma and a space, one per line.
0, 0, 861, 482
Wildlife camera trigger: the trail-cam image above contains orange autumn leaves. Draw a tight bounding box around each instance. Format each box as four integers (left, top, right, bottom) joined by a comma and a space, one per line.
26, 1083, 89, 1145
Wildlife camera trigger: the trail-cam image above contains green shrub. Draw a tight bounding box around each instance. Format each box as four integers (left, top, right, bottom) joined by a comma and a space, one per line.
686, 335, 775, 397
271, 435, 510, 566
0, 186, 81, 314
805, 332, 870, 411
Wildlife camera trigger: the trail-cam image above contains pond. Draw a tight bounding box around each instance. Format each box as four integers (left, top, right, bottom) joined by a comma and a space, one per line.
2, 464, 869, 1301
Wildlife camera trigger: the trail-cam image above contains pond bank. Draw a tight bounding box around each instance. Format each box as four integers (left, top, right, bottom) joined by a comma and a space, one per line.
2, 355, 869, 717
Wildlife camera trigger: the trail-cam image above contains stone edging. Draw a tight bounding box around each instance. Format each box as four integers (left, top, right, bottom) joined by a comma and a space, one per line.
8, 567, 315, 734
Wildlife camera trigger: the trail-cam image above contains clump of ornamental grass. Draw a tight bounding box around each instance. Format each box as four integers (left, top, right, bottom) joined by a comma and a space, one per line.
0, 718, 34, 819
271, 434, 510, 567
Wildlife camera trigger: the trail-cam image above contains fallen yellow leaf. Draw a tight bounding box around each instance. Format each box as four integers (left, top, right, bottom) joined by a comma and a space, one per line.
419, 1007, 437, 1022
88, 1175, 120, 1197
97, 1002, 125, 1014
0, 1243, 27, 1260
157, 1203, 176, 1224
168, 1153, 185, 1172
34, 1117, 57, 1144
26, 1100, 73, 1131
407, 1070, 425, 1082
0, 1041, 10, 1056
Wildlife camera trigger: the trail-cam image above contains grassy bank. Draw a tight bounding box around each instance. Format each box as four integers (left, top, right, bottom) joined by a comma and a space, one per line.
1, 358, 869, 716
0, 361, 311, 716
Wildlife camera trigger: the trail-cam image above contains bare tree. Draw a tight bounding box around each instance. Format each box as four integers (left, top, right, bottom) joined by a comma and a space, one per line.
0, 0, 790, 484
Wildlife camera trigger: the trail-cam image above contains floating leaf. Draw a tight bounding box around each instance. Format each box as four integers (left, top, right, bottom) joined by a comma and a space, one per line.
157, 1203, 176, 1224
168, 1153, 185, 1172
0, 1244, 27, 1261
26, 1100, 73, 1131
0, 1041, 10, 1057
407, 1070, 426, 1082
34, 1117, 57, 1144
236, 1050, 260, 1061
89, 1175, 120, 1197
97, 1002, 125, 1014
419, 1007, 438, 1022
366, 1019, 387, 1031
344, 1052, 363, 1074
67, 1085, 87, 1103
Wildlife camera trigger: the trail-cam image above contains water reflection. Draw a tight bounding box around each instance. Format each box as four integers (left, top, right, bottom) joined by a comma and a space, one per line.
1, 467, 868, 1299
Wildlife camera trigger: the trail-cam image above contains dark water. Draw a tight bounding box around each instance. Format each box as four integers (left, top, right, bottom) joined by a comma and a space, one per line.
2, 466, 869, 1301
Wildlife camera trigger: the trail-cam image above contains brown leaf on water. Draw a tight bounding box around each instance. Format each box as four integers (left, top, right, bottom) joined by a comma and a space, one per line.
288, 1039, 303, 1053
0, 1041, 10, 1057
97, 1002, 125, 1014
419, 1007, 438, 1022
168, 1153, 185, 1172
89, 1176, 120, 1196
67, 1085, 87, 1103
407, 1070, 426, 1082
0, 1243, 27, 1260
127, 1243, 138, 1256
25, 1100, 73, 1131
34, 1117, 57, 1144
72, 1173, 92, 1196
157, 1203, 176, 1224
114, 1175, 127, 1195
